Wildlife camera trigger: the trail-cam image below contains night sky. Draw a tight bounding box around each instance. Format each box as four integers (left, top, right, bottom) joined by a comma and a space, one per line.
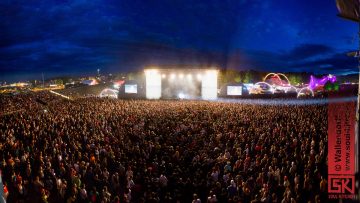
0, 0, 358, 82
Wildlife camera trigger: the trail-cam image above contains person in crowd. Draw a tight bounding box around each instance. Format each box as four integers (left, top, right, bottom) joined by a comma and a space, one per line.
0, 92, 328, 202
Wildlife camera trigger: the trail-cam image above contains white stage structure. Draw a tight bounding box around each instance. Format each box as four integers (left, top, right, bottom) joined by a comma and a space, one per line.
145, 70, 162, 99
144, 68, 219, 100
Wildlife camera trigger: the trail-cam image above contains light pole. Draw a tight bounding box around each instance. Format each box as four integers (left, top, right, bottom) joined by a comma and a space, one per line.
42, 73, 44, 88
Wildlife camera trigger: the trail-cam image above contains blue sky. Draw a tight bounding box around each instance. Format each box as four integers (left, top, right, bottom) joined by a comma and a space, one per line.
0, 0, 358, 82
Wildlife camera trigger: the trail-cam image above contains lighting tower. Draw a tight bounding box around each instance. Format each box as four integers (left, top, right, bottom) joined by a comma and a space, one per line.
42, 73, 44, 88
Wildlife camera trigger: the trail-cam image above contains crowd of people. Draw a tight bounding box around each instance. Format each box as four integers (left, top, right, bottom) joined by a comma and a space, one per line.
0, 92, 328, 203
0, 91, 59, 115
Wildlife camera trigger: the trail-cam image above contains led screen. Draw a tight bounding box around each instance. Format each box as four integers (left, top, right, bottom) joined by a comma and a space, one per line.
125, 84, 137, 94
227, 86, 242, 95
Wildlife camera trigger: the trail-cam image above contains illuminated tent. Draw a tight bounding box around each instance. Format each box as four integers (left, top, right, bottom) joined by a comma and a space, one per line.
113, 80, 125, 89
99, 88, 118, 99
81, 79, 98, 86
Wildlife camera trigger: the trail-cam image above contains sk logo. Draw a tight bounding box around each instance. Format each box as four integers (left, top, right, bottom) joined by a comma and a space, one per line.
328, 175, 355, 194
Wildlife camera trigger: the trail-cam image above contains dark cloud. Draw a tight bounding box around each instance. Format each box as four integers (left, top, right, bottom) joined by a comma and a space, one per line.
225, 45, 357, 75
280, 44, 334, 60
0, 0, 357, 82
289, 52, 358, 74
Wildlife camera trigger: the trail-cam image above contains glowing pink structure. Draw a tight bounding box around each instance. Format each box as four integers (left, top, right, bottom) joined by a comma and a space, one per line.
308, 74, 336, 90
263, 73, 291, 86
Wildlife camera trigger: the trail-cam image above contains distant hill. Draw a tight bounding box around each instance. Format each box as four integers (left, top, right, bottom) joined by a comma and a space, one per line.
337, 74, 358, 83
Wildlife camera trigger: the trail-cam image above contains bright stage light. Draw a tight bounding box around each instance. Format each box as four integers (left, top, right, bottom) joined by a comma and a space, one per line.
170, 73, 175, 79
178, 92, 185, 99
162, 74, 166, 79
179, 73, 184, 79
187, 74, 192, 80
197, 74, 202, 81
145, 69, 158, 75
145, 69, 161, 99
113, 84, 120, 89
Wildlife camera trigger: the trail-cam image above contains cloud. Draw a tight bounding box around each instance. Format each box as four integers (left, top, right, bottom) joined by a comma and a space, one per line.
0, 0, 357, 82
289, 52, 358, 74
280, 44, 334, 60
225, 44, 357, 75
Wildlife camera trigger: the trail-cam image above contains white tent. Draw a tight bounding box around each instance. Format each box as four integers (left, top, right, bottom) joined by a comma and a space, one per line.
99, 88, 118, 99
